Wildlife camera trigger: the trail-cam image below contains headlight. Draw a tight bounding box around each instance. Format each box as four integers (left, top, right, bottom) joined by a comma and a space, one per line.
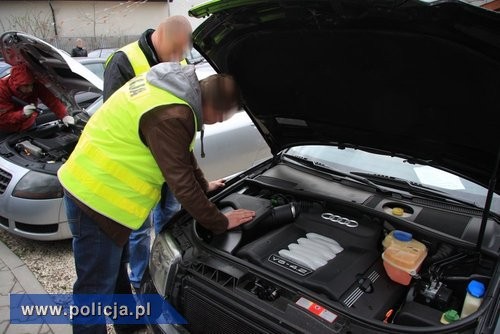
149, 231, 182, 297
12, 171, 63, 199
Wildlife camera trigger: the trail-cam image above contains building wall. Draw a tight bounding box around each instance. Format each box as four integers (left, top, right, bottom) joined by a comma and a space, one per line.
168, 0, 209, 29
0, 1, 207, 51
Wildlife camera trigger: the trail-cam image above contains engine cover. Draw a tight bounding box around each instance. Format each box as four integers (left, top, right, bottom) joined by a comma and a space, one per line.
236, 207, 382, 302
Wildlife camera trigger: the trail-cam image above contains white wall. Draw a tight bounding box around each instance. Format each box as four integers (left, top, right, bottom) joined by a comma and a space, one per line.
0, 0, 207, 39
167, 0, 209, 30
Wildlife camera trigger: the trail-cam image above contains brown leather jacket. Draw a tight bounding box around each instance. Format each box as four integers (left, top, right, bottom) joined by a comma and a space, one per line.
68, 104, 228, 246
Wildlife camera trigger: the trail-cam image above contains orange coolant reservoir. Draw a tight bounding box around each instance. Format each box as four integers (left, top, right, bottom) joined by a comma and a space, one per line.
381, 230, 428, 285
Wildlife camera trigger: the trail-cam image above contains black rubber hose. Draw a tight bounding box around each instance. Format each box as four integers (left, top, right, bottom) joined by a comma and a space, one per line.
428, 243, 455, 263
263, 201, 315, 228
442, 274, 491, 282
264, 203, 297, 228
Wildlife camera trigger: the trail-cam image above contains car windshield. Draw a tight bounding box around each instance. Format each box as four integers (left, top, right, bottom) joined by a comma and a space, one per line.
285, 145, 500, 214
81, 61, 104, 80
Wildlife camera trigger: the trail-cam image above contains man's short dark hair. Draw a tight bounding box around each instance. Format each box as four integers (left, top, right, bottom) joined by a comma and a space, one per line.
200, 74, 243, 112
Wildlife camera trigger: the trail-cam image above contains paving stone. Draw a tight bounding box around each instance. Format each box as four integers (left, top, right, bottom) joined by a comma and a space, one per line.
0, 322, 9, 334
0, 239, 72, 334
38, 323, 54, 334
12, 265, 46, 294
6, 323, 43, 334
0, 304, 10, 327
0, 295, 9, 308
0, 259, 8, 271
0, 241, 24, 270
0, 270, 16, 296
10, 280, 25, 294
50, 323, 71, 334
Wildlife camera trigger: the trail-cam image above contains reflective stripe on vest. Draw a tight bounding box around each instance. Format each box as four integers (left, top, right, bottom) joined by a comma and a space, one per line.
106, 41, 150, 76
58, 74, 197, 230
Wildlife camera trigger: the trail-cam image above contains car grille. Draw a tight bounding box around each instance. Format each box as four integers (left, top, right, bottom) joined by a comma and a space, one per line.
15, 222, 58, 234
183, 287, 264, 334
0, 167, 12, 194
0, 215, 8, 227
180, 271, 346, 334
179, 272, 289, 334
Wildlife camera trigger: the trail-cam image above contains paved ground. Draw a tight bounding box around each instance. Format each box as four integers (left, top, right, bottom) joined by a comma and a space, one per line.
0, 230, 74, 295
0, 240, 71, 334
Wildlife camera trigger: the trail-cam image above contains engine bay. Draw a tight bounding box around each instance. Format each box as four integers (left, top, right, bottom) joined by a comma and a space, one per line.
5, 111, 89, 164
192, 177, 496, 329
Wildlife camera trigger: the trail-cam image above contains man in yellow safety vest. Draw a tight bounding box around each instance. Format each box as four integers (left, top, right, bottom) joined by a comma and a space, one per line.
104, 15, 191, 100
58, 62, 255, 334
103, 15, 193, 297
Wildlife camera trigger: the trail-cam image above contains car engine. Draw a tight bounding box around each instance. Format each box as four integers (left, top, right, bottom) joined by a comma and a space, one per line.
180, 177, 495, 333
8, 111, 89, 164
209, 192, 403, 321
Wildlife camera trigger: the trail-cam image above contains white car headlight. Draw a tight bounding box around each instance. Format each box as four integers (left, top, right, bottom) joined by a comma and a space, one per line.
149, 231, 182, 297
12, 171, 63, 199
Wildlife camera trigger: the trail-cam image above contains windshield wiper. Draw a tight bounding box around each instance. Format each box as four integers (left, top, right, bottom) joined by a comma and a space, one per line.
282, 153, 387, 193
350, 171, 481, 209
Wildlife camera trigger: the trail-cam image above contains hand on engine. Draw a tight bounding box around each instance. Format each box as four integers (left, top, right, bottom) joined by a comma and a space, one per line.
225, 209, 256, 229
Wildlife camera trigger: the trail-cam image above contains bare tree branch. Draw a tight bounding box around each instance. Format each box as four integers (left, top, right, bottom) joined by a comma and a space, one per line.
2, 10, 55, 40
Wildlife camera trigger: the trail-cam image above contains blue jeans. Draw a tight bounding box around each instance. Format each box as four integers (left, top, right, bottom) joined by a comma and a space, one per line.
127, 215, 151, 289
152, 185, 181, 234
128, 185, 180, 288
64, 194, 131, 334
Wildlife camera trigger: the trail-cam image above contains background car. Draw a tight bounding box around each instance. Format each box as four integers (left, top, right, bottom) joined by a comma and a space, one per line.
0, 32, 270, 241
72, 57, 106, 110
73, 57, 106, 80
0, 60, 11, 78
185, 48, 205, 64
87, 47, 117, 59
139, 1, 500, 334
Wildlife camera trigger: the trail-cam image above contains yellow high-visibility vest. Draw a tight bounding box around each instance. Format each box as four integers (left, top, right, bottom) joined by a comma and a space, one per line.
106, 41, 150, 76
106, 40, 188, 74
58, 73, 197, 230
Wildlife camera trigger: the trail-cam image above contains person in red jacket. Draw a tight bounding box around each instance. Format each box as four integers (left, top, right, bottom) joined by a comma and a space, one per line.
0, 63, 74, 134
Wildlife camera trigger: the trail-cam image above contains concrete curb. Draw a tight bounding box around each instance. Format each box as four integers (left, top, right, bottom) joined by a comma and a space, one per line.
0, 240, 72, 334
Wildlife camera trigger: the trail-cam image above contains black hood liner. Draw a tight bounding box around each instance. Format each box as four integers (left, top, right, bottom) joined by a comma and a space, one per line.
191, 0, 500, 191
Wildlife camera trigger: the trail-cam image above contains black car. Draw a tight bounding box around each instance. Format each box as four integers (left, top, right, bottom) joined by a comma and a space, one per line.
139, 0, 500, 333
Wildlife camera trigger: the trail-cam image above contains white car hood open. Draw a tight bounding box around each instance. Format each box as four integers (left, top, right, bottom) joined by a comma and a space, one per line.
1, 31, 102, 109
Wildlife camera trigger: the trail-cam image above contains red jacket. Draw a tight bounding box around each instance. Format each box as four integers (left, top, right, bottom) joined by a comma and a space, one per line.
0, 64, 67, 133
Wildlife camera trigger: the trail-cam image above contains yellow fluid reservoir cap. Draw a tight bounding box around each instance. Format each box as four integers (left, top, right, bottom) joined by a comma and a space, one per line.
392, 207, 404, 216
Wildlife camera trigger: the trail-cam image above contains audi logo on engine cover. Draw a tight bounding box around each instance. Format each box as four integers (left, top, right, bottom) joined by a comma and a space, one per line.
321, 213, 358, 228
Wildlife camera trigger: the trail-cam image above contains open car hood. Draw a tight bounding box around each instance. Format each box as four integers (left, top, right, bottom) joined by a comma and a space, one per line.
189, 0, 500, 192
0, 31, 102, 110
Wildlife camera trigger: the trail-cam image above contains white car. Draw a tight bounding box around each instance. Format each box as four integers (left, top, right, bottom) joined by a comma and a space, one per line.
0, 31, 270, 241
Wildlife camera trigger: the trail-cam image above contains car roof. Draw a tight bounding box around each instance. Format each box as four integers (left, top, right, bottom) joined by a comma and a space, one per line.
87, 48, 117, 58
73, 57, 106, 64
